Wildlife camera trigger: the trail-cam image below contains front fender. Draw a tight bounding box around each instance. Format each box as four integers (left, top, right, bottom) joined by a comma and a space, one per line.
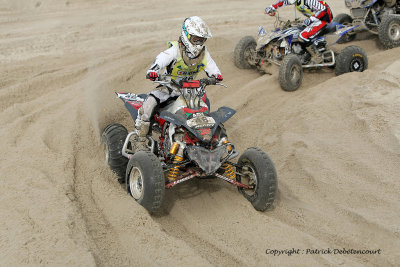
257, 36, 279, 50
210, 107, 236, 135
160, 110, 214, 142
159, 111, 186, 127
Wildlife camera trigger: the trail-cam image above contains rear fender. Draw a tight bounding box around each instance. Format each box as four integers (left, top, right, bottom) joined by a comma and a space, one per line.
360, 0, 378, 8
326, 24, 360, 46
346, 0, 377, 8
116, 92, 147, 121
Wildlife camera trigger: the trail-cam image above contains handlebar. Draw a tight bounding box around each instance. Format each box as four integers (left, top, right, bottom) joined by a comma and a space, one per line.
198, 77, 217, 86
147, 74, 226, 88
265, 10, 303, 29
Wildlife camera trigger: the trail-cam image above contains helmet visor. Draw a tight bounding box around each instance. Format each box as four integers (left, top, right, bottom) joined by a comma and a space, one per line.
189, 35, 207, 45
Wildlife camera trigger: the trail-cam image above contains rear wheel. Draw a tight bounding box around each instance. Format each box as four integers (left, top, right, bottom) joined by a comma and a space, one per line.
379, 15, 400, 49
101, 124, 128, 182
237, 148, 277, 211
334, 13, 356, 44
279, 54, 303, 92
234, 36, 257, 69
126, 151, 165, 213
335, 46, 368, 75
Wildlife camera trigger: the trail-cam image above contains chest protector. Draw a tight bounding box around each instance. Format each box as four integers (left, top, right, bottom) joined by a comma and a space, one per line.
296, 0, 315, 17
167, 41, 207, 81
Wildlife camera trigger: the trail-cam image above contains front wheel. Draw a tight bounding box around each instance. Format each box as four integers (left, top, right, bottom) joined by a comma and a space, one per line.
126, 151, 165, 213
234, 36, 257, 69
378, 15, 400, 49
237, 148, 277, 211
279, 54, 303, 92
335, 46, 368, 75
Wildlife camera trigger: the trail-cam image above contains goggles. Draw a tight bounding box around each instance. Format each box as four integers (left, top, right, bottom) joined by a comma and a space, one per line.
189, 35, 207, 45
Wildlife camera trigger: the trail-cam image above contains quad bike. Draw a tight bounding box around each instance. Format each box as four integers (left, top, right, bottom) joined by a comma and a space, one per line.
334, 0, 400, 48
101, 75, 277, 213
234, 12, 369, 92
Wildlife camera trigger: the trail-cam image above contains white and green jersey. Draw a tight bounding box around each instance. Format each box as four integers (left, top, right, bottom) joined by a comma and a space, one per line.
147, 41, 221, 82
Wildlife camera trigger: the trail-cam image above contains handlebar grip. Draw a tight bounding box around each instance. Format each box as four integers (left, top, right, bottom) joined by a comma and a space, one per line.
147, 72, 160, 81
199, 77, 217, 86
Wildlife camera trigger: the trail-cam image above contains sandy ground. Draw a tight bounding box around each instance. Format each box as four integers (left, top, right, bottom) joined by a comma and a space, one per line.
1, 0, 399, 266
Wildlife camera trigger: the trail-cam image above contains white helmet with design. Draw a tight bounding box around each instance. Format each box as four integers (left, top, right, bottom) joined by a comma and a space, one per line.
180, 16, 212, 59
288, 0, 297, 4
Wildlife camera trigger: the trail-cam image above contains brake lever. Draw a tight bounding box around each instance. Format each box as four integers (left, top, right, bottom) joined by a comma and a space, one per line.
152, 80, 170, 86
216, 82, 228, 88
150, 74, 174, 86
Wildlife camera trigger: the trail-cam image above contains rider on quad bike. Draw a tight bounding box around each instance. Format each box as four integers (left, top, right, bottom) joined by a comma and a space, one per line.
135, 16, 223, 151
265, 0, 333, 43
334, 0, 400, 48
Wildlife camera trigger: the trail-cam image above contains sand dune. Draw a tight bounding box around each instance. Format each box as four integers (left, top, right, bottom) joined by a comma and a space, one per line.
0, 0, 399, 266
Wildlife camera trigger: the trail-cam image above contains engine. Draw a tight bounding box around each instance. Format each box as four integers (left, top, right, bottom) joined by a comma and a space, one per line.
291, 43, 311, 64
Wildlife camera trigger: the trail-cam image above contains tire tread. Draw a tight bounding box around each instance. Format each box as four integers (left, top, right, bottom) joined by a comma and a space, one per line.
126, 151, 165, 213
102, 124, 128, 180
238, 147, 277, 211
234, 36, 257, 69
379, 15, 400, 49
335, 45, 368, 75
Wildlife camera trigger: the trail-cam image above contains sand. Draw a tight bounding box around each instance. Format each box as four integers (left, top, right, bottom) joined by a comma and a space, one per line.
0, 0, 399, 266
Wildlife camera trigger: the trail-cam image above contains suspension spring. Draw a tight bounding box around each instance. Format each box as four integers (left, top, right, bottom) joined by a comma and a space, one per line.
222, 163, 236, 180
168, 155, 184, 181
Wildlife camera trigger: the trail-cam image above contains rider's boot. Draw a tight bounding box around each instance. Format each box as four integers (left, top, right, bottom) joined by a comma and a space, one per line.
304, 42, 323, 64
134, 96, 157, 152
134, 119, 150, 152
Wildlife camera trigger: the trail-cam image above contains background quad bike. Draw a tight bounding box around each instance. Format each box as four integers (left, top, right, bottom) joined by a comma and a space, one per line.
234, 35, 368, 92
334, 0, 400, 49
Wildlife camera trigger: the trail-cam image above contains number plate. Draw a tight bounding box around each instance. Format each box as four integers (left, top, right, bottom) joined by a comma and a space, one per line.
186, 113, 216, 129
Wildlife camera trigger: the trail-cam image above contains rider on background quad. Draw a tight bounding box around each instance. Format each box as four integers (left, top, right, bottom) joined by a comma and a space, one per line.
135, 16, 223, 151
265, 0, 333, 44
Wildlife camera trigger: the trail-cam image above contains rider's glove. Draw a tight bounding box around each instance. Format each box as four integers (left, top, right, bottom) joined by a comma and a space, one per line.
264, 6, 275, 16
215, 74, 223, 82
303, 18, 313, 26
147, 71, 158, 81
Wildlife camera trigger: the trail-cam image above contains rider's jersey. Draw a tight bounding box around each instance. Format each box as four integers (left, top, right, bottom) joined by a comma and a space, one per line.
147, 41, 221, 82
272, 0, 333, 22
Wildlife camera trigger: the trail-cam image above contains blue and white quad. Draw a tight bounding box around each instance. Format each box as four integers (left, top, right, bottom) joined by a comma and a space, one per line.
234, 12, 369, 92
334, 0, 400, 48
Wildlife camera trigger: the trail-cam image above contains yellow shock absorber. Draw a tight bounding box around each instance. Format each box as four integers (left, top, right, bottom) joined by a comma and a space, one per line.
169, 142, 179, 155
222, 138, 233, 152
168, 155, 183, 181
221, 163, 236, 180
168, 142, 182, 181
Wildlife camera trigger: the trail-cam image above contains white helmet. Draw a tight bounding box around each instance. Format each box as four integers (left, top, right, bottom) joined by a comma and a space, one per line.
288, 0, 297, 4
180, 16, 212, 59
